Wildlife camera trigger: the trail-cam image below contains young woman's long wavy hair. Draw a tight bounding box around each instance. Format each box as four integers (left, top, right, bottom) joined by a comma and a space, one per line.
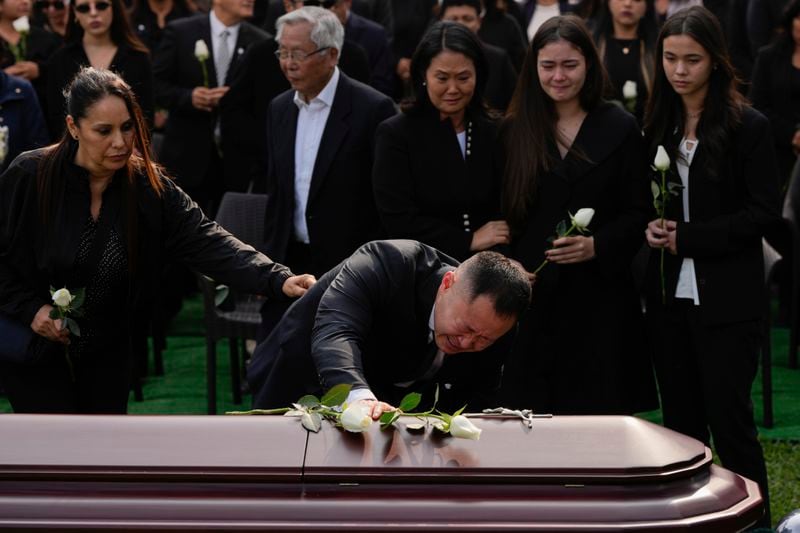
502, 15, 608, 231
37, 67, 164, 273
643, 6, 746, 177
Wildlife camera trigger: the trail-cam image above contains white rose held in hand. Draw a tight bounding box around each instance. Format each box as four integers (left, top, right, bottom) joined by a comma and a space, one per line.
340, 404, 373, 433
622, 80, 637, 100
570, 208, 595, 230
12, 16, 29, 33
195, 40, 210, 87
194, 39, 209, 60
449, 415, 482, 440
52, 288, 74, 308
654, 145, 670, 172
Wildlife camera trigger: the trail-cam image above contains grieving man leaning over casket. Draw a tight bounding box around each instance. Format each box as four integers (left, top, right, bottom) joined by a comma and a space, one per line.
247, 240, 532, 418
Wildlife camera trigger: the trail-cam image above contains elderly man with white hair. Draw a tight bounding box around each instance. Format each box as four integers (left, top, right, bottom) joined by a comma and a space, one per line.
258, 6, 396, 340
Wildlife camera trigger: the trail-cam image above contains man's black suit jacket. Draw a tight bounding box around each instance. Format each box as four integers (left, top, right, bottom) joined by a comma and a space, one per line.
262, 72, 396, 277
153, 13, 268, 188
345, 11, 395, 96
247, 240, 513, 411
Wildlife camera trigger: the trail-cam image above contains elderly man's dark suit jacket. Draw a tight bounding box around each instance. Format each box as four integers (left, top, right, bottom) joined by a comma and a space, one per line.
153, 13, 268, 189
247, 240, 513, 411
262, 72, 396, 277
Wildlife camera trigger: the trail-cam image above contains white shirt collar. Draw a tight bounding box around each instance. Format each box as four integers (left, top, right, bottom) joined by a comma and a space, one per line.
209, 9, 241, 40
293, 66, 340, 109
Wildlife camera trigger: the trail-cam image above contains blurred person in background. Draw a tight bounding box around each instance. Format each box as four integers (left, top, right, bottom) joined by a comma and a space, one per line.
750, 0, 800, 191
46, 0, 154, 137
590, 0, 658, 124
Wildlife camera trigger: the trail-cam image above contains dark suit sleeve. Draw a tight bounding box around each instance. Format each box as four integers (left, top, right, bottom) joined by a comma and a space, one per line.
676, 112, 781, 258
153, 22, 195, 112
159, 178, 293, 298
310, 243, 400, 392
373, 118, 474, 258
125, 51, 155, 129
749, 48, 795, 148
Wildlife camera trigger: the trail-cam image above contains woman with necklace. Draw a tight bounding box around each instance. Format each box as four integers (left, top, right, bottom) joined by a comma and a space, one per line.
45, 0, 153, 137
590, 0, 658, 124
373, 21, 510, 261
643, 7, 778, 528
499, 15, 657, 416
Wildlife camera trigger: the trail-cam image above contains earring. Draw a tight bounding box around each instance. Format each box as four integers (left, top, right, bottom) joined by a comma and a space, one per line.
422, 81, 427, 86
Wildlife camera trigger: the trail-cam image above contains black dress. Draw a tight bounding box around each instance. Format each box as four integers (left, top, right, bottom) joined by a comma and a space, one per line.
372, 110, 504, 261
46, 41, 154, 137
603, 37, 647, 125
500, 102, 658, 415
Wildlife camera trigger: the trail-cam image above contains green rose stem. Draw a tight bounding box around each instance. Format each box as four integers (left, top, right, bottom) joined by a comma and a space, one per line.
52, 307, 75, 381
658, 167, 667, 305
531, 221, 580, 276
199, 60, 209, 88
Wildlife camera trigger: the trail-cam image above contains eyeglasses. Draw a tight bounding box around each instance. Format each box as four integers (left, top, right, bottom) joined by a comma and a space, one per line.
34, 0, 66, 10
274, 47, 330, 62
74, 1, 111, 13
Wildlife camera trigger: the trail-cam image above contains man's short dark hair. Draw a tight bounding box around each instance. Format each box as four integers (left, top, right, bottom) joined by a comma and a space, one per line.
460, 252, 531, 319
440, 0, 482, 16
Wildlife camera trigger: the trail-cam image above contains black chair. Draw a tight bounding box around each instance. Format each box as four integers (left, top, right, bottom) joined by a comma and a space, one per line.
198, 192, 269, 415
782, 157, 800, 369
762, 239, 782, 429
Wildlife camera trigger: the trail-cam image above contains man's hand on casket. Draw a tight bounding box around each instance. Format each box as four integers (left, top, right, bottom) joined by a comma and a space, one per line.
357, 399, 396, 420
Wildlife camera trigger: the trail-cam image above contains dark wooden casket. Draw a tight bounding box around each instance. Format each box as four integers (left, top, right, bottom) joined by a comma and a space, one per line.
0, 414, 762, 531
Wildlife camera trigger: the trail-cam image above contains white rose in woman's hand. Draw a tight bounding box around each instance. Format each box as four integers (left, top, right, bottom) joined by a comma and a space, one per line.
12, 16, 29, 33
654, 145, 670, 172
51, 288, 74, 308
569, 208, 595, 230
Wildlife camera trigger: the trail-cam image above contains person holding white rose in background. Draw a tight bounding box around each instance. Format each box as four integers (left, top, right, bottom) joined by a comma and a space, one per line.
642, 7, 779, 527
589, 0, 658, 124
499, 15, 658, 416
45, 0, 155, 138
0, 67, 315, 414
0, 0, 60, 127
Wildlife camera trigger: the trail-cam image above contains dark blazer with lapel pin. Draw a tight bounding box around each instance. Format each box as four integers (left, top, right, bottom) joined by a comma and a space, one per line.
262, 71, 396, 277
153, 13, 268, 189
501, 102, 658, 415
372, 110, 504, 261
247, 239, 514, 411
644, 106, 782, 326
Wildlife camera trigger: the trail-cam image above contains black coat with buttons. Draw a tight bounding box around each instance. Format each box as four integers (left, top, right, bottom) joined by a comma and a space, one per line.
373, 110, 504, 261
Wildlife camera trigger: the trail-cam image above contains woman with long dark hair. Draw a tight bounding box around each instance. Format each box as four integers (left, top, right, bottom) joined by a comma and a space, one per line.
750, 0, 800, 190
45, 0, 154, 137
590, 0, 658, 123
373, 21, 510, 261
0, 67, 313, 414
499, 15, 657, 415
643, 6, 779, 527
